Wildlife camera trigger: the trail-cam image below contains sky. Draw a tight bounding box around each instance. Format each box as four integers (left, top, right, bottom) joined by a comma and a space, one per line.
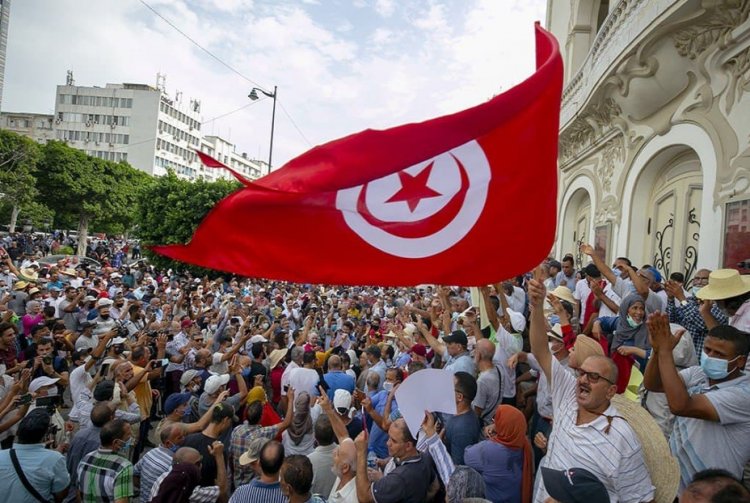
4, 0, 547, 169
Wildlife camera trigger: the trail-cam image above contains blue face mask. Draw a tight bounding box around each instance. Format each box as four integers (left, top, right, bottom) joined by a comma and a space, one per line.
691, 286, 701, 296
168, 443, 180, 453
626, 315, 641, 328
118, 438, 133, 453
700, 351, 741, 380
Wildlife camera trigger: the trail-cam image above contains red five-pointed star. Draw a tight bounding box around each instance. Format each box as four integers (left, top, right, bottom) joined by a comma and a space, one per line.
386, 162, 442, 212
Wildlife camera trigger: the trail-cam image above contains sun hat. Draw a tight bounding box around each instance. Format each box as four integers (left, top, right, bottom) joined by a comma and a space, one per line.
27, 287, 40, 296
546, 323, 564, 342
13, 281, 29, 290
246, 386, 267, 405
239, 436, 271, 466
610, 394, 680, 502
506, 309, 527, 333
695, 269, 750, 300
549, 286, 576, 306
268, 348, 288, 369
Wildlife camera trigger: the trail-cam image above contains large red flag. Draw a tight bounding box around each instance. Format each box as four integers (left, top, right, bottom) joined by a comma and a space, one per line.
153, 24, 563, 286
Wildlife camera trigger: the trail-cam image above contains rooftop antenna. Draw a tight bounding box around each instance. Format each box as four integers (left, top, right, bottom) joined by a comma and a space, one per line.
66, 70, 75, 86
156, 73, 166, 92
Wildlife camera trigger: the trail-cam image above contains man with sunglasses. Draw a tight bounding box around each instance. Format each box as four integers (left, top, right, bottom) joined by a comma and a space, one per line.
527, 271, 654, 503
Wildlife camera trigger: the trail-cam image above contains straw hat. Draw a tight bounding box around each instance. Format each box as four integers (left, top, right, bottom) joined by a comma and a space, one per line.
611, 394, 680, 503
696, 269, 750, 300
13, 281, 28, 291
268, 348, 288, 369
549, 286, 576, 305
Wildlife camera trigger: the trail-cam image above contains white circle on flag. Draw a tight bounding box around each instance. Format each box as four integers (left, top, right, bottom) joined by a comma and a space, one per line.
335, 139, 491, 258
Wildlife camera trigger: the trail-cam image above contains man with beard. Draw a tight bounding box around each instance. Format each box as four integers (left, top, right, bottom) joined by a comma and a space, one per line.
91, 298, 117, 341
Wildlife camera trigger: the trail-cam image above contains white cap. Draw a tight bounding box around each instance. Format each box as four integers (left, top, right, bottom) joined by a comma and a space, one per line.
110, 273, 121, 279
333, 389, 352, 410
111, 337, 127, 345
96, 298, 114, 307
29, 376, 60, 393
204, 374, 230, 395
250, 335, 268, 344
403, 323, 417, 336
180, 369, 201, 388
506, 308, 527, 333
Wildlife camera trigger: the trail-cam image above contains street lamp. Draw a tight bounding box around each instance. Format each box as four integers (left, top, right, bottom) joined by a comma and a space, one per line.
249, 86, 277, 172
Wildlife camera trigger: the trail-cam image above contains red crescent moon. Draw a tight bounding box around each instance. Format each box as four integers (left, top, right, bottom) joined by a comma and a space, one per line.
355, 154, 471, 239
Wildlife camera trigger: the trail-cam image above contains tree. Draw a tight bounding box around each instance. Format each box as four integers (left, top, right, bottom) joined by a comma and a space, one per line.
37, 141, 152, 255
135, 171, 240, 273
0, 130, 44, 232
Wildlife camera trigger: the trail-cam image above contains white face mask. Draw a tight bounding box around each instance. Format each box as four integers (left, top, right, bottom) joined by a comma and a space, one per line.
383, 382, 394, 393
44, 386, 58, 397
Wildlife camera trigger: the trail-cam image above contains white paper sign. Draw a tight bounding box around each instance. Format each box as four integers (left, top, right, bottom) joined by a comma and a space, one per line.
395, 368, 457, 438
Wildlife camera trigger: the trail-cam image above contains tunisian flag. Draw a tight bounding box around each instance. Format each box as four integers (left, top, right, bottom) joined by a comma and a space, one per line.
153, 24, 563, 286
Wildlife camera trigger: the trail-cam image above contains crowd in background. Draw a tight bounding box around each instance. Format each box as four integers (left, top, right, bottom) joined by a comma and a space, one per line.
0, 237, 747, 502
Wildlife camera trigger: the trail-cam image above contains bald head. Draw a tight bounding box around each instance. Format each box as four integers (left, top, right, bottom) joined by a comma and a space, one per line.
173, 446, 201, 465
475, 339, 495, 362
335, 438, 357, 473
327, 355, 341, 370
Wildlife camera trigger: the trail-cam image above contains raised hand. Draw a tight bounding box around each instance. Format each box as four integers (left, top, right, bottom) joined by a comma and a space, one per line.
579, 243, 595, 256
646, 312, 682, 354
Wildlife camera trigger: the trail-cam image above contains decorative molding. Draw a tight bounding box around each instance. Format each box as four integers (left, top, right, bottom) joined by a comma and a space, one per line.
672, 0, 750, 60
595, 195, 621, 224
724, 45, 750, 113
559, 98, 622, 165
596, 135, 625, 193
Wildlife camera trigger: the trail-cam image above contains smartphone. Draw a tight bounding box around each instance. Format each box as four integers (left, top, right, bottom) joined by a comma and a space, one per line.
99, 363, 111, 376
159, 358, 169, 367
18, 393, 32, 405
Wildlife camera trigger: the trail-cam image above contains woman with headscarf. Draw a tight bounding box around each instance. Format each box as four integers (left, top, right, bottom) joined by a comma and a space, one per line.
281, 390, 315, 455
592, 293, 652, 392
464, 404, 533, 503
150, 462, 201, 503
22, 300, 44, 339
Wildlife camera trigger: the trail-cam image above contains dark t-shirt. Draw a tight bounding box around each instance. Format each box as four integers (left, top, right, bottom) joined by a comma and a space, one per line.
445, 411, 481, 465
183, 432, 222, 486
372, 452, 436, 503
345, 412, 364, 440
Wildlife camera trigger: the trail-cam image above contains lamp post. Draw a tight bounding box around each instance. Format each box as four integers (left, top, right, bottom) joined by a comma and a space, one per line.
249, 86, 277, 173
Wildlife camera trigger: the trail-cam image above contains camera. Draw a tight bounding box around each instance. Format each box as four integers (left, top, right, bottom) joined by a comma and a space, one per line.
42, 356, 52, 365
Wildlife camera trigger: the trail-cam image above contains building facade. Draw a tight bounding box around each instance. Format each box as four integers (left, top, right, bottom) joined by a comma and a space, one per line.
200, 135, 265, 182
54, 82, 203, 178
0, 0, 10, 109
548, 0, 750, 280
0, 111, 54, 143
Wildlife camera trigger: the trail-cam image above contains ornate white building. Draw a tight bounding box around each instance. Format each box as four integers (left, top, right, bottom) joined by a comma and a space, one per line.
547, 0, 750, 280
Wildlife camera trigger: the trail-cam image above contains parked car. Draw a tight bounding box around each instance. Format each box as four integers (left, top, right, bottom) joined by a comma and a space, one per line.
38, 255, 101, 271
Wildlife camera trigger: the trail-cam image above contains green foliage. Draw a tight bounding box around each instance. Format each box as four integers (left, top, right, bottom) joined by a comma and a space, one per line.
135, 171, 240, 273
36, 141, 153, 250
0, 130, 52, 229
57, 245, 75, 255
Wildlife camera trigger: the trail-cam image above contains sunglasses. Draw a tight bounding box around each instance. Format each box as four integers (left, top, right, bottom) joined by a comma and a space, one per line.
575, 368, 615, 385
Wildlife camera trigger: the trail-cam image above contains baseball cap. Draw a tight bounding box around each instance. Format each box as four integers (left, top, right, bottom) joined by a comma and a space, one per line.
443, 330, 468, 347
96, 298, 113, 307
29, 376, 60, 393
506, 309, 527, 333
239, 436, 270, 466
180, 369, 201, 388
204, 374, 230, 395
333, 389, 352, 413
250, 335, 268, 344
164, 393, 192, 415
83, 295, 97, 303
541, 467, 609, 502
110, 337, 127, 345
409, 344, 427, 357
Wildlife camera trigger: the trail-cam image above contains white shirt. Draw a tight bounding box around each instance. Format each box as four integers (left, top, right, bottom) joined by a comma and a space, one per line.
288, 367, 321, 398
533, 358, 655, 503
491, 325, 522, 399
280, 361, 299, 396
328, 476, 359, 503
573, 280, 621, 323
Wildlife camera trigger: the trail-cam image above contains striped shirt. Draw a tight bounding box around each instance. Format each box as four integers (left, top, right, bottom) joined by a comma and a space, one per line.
149, 469, 220, 503
77, 449, 134, 503
533, 358, 655, 503
229, 479, 287, 503
134, 446, 173, 503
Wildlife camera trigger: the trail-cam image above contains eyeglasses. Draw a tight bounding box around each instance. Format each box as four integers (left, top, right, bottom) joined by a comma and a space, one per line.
693, 276, 710, 283
575, 368, 615, 385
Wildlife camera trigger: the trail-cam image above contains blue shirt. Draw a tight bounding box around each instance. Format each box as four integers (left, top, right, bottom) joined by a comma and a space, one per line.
324, 370, 355, 400
368, 391, 399, 459
229, 478, 286, 503
465, 440, 524, 503
369, 360, 387, 390
0, 443, 70, 503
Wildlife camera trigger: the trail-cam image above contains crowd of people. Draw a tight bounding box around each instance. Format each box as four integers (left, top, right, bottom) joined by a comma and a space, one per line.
0, 237, 747, 503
